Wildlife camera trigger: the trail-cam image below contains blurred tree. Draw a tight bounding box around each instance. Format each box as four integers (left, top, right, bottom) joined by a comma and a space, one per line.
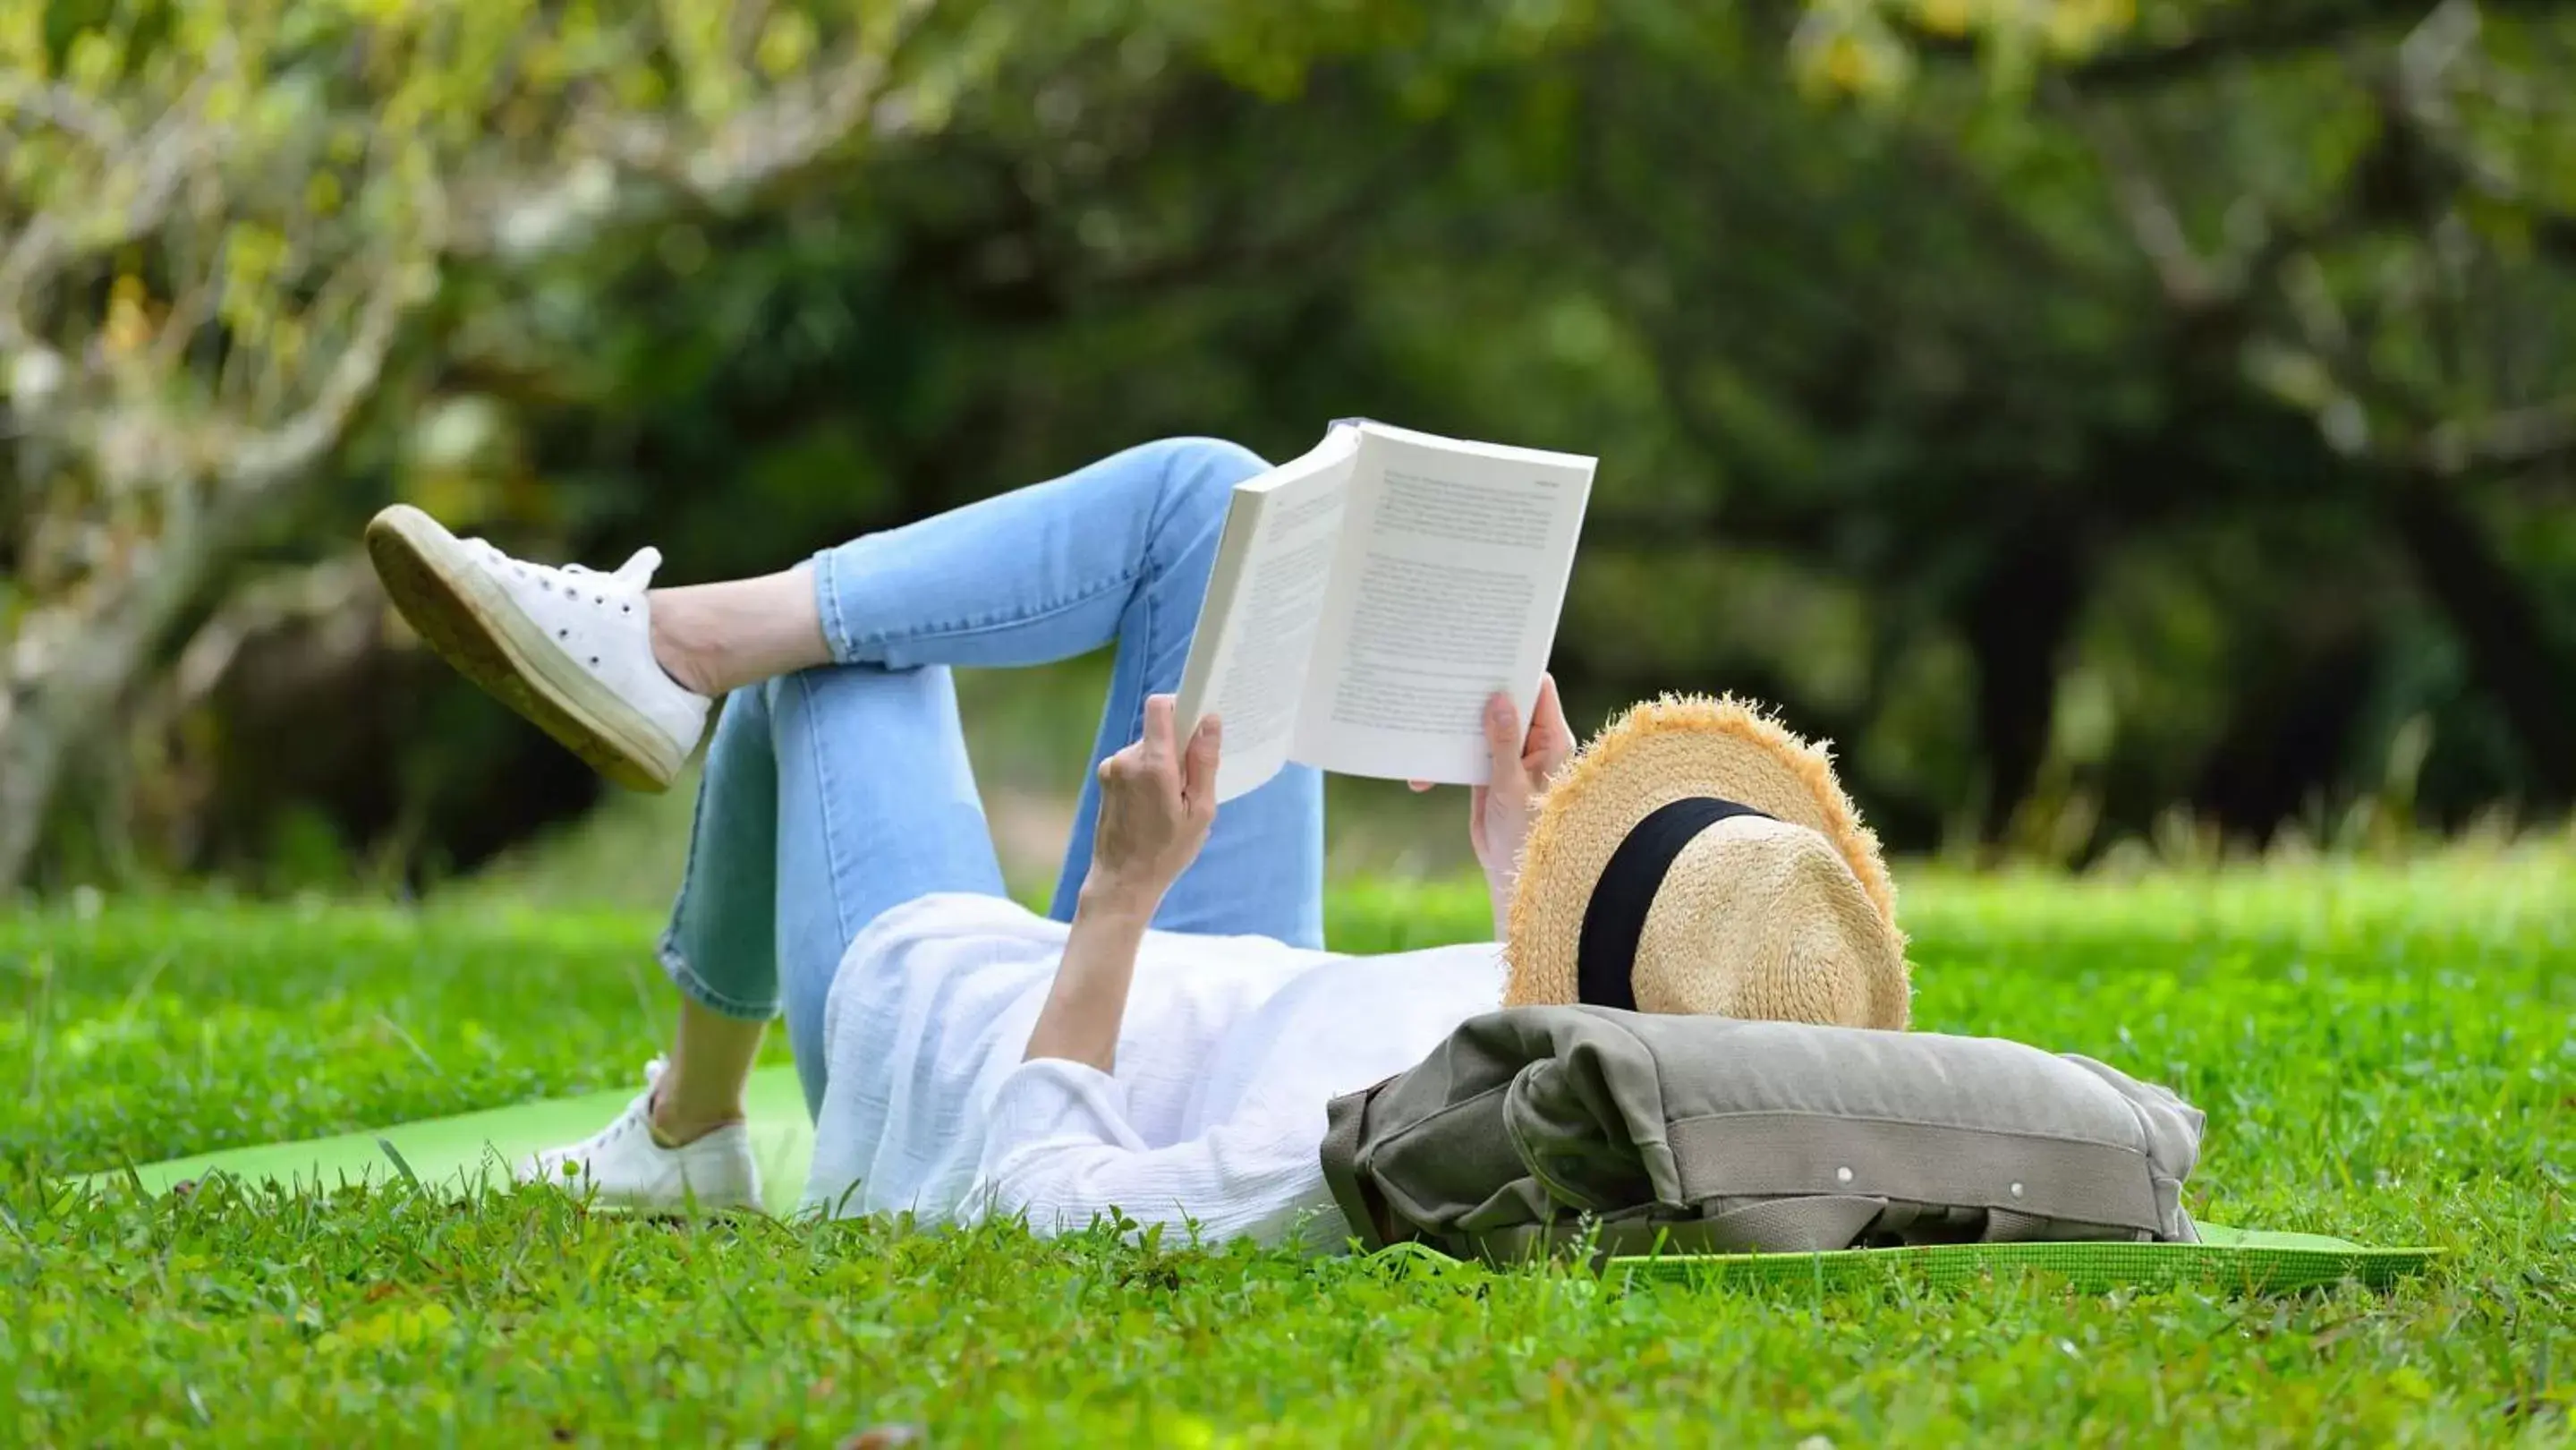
0, 0, 1608, 892
1885, 0, 2576, 840
4, 0, 2569, 891
0, 0, 1029, 891
1550, 0, 2576, 852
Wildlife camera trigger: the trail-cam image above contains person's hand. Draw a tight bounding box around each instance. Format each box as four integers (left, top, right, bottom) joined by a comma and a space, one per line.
1083, 694, 1221, 917
1409, 674, 1575, 926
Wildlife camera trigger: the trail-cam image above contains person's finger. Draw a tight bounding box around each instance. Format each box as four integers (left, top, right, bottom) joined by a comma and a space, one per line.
1525, 673, 1574, 772
1469, 783, 1491, 845
1140, 694, 1177, 772
1483, 693, 1526, 798
1531, 673, 1567, 738
1101, 740, 1140, 784
1182, 713, 1221, 813
1407, 780, 1434, 793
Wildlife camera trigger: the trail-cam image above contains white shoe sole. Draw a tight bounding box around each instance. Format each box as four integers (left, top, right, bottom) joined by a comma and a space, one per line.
367, 505, 684, 792
525, 1172, 764, 1215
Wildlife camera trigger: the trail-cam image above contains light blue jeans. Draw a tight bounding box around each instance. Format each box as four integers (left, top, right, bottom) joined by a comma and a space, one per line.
658, 439, 1326, 1114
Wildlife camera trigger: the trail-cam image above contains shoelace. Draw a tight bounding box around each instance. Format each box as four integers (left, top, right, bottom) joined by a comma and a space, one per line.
580, 1059, 669, 1149
464, 539, 662, 606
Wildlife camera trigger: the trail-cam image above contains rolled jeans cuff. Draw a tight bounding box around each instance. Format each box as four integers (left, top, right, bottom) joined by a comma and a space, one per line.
812, 544, 859, 666
656, 926, 779, 1021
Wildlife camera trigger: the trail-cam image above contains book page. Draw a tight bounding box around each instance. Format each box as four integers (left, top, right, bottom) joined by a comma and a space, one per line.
1173, 428, 1362, 802
1288, 423, 1594, 785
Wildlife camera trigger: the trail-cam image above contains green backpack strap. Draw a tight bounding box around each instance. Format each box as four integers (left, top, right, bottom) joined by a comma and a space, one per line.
1320, 1080, 1398, 1251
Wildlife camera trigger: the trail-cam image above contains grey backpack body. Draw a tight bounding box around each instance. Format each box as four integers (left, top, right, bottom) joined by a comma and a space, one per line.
1319, 1006, 2206, 1264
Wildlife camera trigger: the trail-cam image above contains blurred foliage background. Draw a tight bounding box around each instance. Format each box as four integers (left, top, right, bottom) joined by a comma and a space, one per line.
3, 0, 2572, 899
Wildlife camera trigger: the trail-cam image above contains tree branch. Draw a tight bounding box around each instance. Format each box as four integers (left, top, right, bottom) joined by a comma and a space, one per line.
456, 8, 939, 263
225, 256, 427, 500
1904, 0, 2573, 93
4, 68, 218, 259
2062, 4, 2576, 479
0, 60, 227, 371
167, 552, 378, 707
0, 75, 128, 148
2385, 0, 2576, 265
2068, 98, 2221, 308
1897, 0, 2410, 91
2419, 395, 2576, 475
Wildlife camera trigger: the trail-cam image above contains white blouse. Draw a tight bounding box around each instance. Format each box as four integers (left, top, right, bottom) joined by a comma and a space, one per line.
802, 892, 1505, 1250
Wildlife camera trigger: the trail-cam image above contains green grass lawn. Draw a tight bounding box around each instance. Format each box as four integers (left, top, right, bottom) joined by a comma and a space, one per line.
4, 854, 2572, 1445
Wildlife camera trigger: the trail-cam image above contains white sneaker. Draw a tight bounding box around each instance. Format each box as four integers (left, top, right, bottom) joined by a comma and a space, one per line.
517, 1062, 763, 1212
366, 504, 711, 791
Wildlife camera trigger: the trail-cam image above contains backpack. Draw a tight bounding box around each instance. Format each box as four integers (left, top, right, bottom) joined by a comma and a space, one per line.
1318, 1005, 2205, 1264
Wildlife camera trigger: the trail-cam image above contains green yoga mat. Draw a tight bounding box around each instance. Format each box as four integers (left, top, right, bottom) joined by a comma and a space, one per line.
92, 1068, 2438, 1294
95, 1065, 818, 1215
1603, 1223, 2436, 1294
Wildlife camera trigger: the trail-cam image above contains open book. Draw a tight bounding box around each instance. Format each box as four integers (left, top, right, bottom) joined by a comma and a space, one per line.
1175, 419, 1596, 802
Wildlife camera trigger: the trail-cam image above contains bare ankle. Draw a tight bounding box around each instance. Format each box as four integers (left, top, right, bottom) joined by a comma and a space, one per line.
647, 1089, 744, 1148
644, 568, 829, 699
647, 593, 721, 697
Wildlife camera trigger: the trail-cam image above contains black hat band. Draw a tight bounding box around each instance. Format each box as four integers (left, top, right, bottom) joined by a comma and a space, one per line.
1574, 796, 1774, 1011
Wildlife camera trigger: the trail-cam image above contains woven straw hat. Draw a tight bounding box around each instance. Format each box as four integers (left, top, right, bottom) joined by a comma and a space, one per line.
1503, 694, 1909, 1029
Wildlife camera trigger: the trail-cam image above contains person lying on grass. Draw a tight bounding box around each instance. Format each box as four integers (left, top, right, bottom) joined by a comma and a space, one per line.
366, 437, 1910, 1248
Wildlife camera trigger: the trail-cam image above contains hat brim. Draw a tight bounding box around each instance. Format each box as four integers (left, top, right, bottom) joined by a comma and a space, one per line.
1503, 694, 1903, 1011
